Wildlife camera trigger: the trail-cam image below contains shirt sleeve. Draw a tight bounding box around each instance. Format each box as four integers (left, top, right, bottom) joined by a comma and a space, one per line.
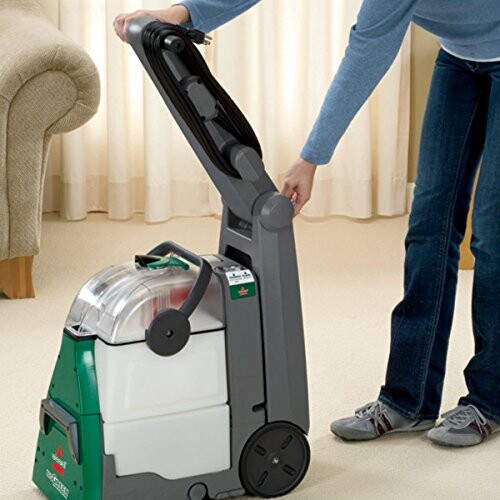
178, 0, 261, 33
300, 0, 421, 165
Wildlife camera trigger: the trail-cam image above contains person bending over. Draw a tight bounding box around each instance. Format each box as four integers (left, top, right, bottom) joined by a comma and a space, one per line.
115, 0, 500, 447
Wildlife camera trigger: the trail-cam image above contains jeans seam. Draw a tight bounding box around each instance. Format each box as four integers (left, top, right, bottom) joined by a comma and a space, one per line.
414, 89, 485, 416
390, 304, 406, 351
379, 393, 437, 420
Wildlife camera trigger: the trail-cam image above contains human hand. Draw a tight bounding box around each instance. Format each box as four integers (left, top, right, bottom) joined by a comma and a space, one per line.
281, 158, 317, 216
114, 5, 190, 42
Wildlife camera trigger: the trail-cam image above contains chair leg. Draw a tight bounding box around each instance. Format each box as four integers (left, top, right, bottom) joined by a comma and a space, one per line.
0, 256, 35, 299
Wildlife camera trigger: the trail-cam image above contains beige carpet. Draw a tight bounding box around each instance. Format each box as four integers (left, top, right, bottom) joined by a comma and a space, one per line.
1, 214, 497, 499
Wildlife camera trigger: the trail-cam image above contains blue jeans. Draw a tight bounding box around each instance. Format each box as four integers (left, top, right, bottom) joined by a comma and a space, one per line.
378, 49, 500, 424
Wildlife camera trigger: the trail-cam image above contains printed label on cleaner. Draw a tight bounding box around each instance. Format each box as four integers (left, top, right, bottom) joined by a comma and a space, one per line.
225, 268, 256, 300
45, 470, 69, 499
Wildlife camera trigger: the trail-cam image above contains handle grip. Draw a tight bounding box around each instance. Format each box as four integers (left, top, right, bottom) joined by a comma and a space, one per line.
147, 241, 212, 317
39, 399, 80, 464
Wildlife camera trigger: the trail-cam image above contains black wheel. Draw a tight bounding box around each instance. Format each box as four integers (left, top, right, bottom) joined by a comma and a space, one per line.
240, 422, 310, 498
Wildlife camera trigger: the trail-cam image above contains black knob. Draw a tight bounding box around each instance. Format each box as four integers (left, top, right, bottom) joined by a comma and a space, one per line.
146, 309, 190, 356
163, 35, 186, 53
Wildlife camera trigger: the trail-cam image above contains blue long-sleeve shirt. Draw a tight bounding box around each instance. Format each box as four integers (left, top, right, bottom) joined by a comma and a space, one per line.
179, 0, 500, 165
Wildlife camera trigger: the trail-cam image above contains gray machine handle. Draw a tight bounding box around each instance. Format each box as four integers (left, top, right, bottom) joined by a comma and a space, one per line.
39, 398, 80, 464
147, 241, 212, 318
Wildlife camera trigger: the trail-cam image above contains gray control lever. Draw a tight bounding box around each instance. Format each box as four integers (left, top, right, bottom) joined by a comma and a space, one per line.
229, 144, 264, 182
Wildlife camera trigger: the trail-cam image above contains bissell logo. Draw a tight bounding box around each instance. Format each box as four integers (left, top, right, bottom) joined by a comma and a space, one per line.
45, 469, 69, 499
238, 286, 249, 297
51, 446, 67, 476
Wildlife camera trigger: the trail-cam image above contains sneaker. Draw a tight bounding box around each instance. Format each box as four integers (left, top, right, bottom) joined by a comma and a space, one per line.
427, 404, 500, 447
330, 401, 436, 441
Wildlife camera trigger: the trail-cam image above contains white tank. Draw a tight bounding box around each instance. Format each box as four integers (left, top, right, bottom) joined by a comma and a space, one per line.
65, 255, 231, 480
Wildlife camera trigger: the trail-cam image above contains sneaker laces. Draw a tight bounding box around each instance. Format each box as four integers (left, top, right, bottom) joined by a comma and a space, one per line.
355, 401, 392, 435
355, 401, 383, 419
442, 405, 491, 435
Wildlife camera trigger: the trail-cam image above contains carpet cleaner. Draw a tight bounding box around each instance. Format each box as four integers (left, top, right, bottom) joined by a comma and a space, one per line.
33, 18, 310, 499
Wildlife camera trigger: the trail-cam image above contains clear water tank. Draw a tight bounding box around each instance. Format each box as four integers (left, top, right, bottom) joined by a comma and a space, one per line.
65, 257, 224, 344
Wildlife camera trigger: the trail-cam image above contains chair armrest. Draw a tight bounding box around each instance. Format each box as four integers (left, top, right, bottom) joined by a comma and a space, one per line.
0, 3, 100, 261
0, 3, 100, 134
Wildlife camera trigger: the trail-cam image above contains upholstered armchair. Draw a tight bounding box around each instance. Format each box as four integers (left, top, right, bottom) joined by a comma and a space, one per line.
0, 0, 100, 298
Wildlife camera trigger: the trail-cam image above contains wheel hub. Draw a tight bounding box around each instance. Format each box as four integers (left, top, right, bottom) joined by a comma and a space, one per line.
239, 422, 310, 498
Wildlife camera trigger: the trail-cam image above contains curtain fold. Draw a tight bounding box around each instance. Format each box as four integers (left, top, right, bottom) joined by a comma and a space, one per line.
41, 0, 411, 221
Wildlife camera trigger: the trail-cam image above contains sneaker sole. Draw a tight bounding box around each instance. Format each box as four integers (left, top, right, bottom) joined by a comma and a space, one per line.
331, 430, 378, 441
331, 421, 436, 442
427, 435, 483, 448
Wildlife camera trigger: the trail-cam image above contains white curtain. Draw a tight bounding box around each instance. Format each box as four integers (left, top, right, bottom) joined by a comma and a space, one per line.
41, 0, 411, 222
